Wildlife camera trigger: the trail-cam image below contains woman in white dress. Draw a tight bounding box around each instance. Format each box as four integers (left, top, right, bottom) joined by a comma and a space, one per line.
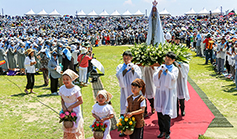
92, 90, 114, 139
59, 69, 84, 139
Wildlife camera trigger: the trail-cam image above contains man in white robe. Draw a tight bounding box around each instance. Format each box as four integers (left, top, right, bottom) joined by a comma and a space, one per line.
116, 51, 142, 115
175, 62, 190, 116
153, 52, 179, 139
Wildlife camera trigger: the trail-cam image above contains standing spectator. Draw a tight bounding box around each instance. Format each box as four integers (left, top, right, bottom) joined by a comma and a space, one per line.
48, 51, 61, 95
39, 49, 50, 86
203, 34, 213, 64
77, 48, 92, 87
24, 49, 36, 94
17, 42, 26, 75
216, 38, 227, 74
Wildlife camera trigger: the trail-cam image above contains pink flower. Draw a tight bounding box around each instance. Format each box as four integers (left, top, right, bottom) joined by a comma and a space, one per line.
71, 112, 76, 117
60, 113, 65, 119
65, 112, 69, 116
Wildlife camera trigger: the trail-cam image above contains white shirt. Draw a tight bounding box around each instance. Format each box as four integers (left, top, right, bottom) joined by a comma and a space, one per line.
24, 56, 36, 73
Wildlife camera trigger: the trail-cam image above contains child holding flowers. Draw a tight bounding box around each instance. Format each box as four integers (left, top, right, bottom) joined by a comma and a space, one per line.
124, 78, 146, 139
92, 90, 114, 139
59, 69, 84, 139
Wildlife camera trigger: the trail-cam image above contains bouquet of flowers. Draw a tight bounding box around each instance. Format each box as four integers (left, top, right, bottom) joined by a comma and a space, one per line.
59, 110, 77, 128
90, 121, 107, 132
128, 43, 191, 66
90, 121, 107, 139
117, 116, 136, 135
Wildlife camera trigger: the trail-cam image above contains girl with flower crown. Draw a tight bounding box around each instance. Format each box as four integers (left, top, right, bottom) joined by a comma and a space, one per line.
92, 90, 114, 139
59, 69, 84, 139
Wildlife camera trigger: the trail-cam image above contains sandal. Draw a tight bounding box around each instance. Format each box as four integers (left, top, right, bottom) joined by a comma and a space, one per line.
24, 90, 29, 94
30, 91, 36, 94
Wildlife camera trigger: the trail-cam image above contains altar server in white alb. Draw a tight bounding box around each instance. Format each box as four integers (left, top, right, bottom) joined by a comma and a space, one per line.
153, 52, 179, 139
174, 61, 190, 116
116, 51, 142, 116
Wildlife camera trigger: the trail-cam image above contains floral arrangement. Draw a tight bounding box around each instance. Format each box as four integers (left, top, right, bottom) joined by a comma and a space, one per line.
128, 43, 191, 66
59, 110, 77, 123
117, 116, 136, 133
90, 121, 107, 132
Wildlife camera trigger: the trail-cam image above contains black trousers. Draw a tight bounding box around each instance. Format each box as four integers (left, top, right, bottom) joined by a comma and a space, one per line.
42, 69, 49, 85
177, 98, 185, 115
205, 49, 213, 64
26, 73, 35, 89
145, 98, 154, 114
129, 127, 144, 139
157, 112, 171, 135
50, 75, 58, 93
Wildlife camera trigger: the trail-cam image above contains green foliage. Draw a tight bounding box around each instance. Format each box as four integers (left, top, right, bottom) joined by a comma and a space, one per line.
128, 43, 191, 66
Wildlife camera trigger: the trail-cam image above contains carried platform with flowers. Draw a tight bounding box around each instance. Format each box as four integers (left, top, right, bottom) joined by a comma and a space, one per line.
127, 43, 191, 66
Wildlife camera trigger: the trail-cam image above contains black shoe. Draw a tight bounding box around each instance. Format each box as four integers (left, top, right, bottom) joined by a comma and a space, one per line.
181, 111, 185, 116
157, 132, 165, 138
119, 133, 126, 137
165, 134, 170, 139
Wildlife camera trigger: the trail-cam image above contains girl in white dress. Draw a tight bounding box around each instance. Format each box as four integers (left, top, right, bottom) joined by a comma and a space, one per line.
92, 90, 114, 139
59, 69, 84, 139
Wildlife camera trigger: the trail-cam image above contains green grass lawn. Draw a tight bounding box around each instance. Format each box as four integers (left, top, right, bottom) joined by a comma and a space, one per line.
0, 46, 236, 138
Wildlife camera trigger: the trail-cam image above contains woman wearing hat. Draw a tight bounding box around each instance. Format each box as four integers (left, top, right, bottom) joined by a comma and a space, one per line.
48, 51, 62, 95
24, 48, 37, 94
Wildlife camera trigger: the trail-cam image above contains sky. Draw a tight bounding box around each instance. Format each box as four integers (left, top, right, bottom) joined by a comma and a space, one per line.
1, 0, 237, 16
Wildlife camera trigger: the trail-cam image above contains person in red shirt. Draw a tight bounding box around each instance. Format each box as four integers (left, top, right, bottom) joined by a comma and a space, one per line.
77, 48, 92, 86
203, 34, 213, 64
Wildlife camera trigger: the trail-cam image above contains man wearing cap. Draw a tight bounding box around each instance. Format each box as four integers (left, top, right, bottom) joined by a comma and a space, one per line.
203, 34, 213, 64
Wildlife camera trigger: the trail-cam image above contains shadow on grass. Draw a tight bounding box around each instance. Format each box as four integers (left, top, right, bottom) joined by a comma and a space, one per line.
34, 85, 45, 88
221, 83, 237, 93
11, 92, 28, 97
37, 93, 59, 97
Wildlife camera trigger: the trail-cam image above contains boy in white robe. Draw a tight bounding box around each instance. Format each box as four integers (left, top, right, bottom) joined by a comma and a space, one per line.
175, 62, 190, 116
153, 52, 179, 139
116, 51, 141, 137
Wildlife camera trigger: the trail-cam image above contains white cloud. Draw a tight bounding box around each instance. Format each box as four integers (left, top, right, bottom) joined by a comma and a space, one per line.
124, 0, 133, 5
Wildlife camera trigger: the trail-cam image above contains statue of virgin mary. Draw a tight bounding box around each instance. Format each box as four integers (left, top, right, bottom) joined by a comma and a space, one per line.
146, 0, 165, 46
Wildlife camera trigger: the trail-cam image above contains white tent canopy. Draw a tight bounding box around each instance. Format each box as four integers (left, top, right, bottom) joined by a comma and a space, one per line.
198, 8, 209, 15
160, 8, 171, 16
37, 9, 48, 16
99, 10, 109, 16
133, 10, 144, 16
87, 10, 98, 16
212, 7, 221, 15
25, 9, 35, 16
77, 10, 86, 16
185, 8, 197, 15
49, 9, 60, 16
111, 10, 121, 16
123, 10, 132, 16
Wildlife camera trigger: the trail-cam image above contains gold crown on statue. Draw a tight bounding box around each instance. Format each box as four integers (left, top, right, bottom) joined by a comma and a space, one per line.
152, 0, 158, 6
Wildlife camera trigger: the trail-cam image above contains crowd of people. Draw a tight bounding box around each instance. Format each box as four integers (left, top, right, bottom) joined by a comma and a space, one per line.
1, 10, 237, 139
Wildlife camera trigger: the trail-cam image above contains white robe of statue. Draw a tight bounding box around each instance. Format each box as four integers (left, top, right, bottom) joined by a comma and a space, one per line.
146, 6, 165, 46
